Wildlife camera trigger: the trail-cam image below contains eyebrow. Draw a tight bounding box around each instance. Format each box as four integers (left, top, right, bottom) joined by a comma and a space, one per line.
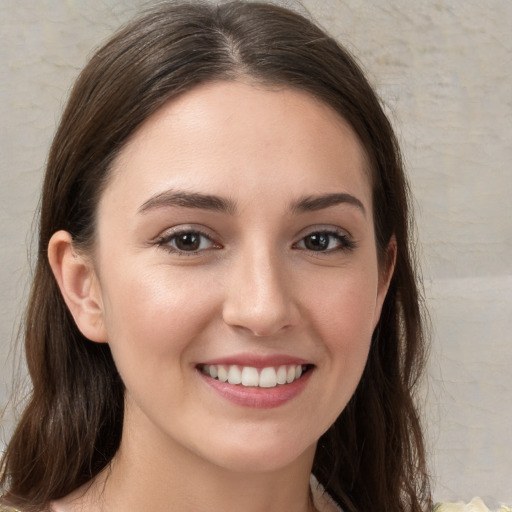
139, 190, 237, 215
139, 189, 366, 217
292, 193, 366, 217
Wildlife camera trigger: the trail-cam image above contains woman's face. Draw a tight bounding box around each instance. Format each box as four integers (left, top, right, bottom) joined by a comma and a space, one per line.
89, 81, 391, 473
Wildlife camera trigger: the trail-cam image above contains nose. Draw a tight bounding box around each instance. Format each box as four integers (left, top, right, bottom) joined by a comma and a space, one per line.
222, 245, 299, 337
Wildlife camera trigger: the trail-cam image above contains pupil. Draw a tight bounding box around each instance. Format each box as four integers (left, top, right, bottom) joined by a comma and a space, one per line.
305, 233, 328, 251
176, 233, 200, 251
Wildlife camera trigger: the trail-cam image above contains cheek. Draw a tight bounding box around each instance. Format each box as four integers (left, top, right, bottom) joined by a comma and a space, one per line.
310, 265, 379, 342
308, 266, 378, 392
99, 264, 221, 366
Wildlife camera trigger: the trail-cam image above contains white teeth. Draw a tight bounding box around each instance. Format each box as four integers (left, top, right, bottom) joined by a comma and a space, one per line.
217, 365, 228, 382
241, 367, 259, 387
276, 365, 287, 385
227, 365, 242, 385
259, 367, 277, 388
201, 363, 307, 388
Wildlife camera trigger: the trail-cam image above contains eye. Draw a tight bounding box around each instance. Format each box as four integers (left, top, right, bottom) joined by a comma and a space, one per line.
157, 229, 219, 254
295, 230, 355, 252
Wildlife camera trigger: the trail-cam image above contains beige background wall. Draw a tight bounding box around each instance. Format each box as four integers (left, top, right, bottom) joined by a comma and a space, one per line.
1, 0, 511, 504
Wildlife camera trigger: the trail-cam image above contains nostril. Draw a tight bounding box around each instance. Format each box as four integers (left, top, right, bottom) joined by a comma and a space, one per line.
222, 303, 297, 338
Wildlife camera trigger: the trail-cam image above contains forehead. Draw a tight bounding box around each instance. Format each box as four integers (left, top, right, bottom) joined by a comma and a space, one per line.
103, 80, 371, 215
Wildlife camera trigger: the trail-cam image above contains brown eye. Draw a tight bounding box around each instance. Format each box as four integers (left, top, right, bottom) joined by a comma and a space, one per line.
174, 233, 202, 251
296, 231, 355, 253
303, 233, 330, 251
158, 230, 217, 253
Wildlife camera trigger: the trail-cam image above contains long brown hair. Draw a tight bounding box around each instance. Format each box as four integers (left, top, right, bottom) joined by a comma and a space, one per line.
1, 2, 431, 511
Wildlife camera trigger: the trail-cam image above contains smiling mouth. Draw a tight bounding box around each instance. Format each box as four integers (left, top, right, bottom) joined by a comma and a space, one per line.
198, 364, 313, 388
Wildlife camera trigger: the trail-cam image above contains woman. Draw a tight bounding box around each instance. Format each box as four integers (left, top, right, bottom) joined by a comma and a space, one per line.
0, 1, 430, 511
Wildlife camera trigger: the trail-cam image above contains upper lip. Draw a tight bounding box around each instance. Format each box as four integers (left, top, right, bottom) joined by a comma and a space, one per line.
198, 353, 311, 368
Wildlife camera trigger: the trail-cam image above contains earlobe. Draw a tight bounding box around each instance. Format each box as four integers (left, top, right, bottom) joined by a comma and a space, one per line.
48, 230, 108, 343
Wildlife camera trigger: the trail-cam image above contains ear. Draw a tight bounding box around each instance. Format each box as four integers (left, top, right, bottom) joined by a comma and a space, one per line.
48, 230, 108, 343
373, 235, 397, 329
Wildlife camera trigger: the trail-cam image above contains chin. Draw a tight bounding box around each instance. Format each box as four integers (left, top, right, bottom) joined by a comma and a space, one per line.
196, 432, 317, 474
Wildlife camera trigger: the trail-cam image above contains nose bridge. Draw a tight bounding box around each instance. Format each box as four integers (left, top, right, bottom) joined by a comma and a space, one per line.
222, 237, 297, 337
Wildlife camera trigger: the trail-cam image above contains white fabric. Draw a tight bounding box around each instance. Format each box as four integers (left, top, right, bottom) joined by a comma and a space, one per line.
310, 474, 343, 512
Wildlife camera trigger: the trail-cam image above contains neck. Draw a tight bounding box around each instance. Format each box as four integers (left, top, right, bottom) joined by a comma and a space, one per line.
57, 401, 318, 512
106, 446, 316, 512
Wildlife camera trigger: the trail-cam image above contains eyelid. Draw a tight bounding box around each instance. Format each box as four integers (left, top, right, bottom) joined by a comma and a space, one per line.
295, 223, 353, 238
293, 226, 356, 252
154, 225, 222, 254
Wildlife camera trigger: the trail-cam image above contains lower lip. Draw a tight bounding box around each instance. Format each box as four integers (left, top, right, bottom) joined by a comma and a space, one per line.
198, 369, 313, 409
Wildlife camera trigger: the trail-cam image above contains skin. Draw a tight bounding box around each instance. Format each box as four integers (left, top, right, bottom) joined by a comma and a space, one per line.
49, 81, 395, 512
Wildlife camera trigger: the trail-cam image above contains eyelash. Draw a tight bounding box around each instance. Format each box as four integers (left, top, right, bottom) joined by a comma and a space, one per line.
155, 228, 356, 255
156, 229, 220, 255
293, 230, 356, 253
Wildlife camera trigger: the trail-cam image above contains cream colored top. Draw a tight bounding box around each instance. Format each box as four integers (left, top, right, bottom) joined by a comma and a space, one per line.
310, 474, 343, 512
